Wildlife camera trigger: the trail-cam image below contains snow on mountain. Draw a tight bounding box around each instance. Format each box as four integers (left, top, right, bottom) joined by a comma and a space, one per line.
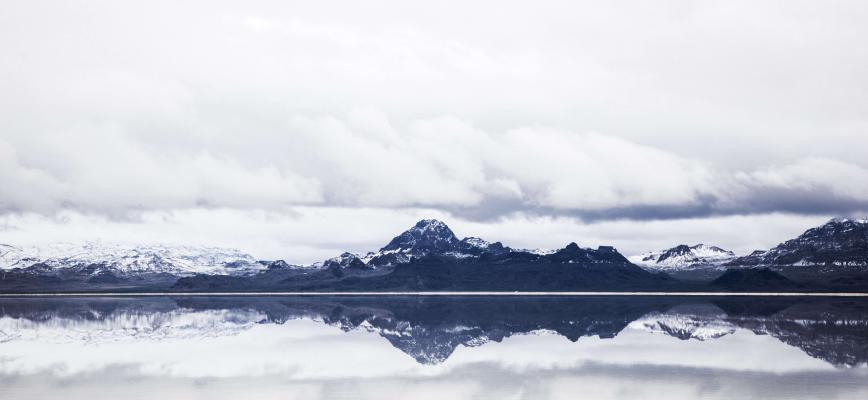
0, 241, 266, 276
323, 219, 505, 269
521, 248, 557, 256
630, 244, 736, 270
379, 219, 460, 254
3, 218, 638, 279
318, 219, 633, 271
728, 218, 868, 268
461, 237, 490, 249
312, 216, 868, 274
322, 252, 371, 270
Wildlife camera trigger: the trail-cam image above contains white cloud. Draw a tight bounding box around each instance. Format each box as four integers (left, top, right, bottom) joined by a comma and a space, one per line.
3, 108, 868, 222
0, 130, 323, 215
0, 112, 721, 215
736, 158, 868, 200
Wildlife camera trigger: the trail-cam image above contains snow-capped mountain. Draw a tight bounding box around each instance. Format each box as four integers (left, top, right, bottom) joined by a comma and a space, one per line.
381, 219, 460, 254
319, 219, 510, 269
728, 218, 868, 268
461, 237, 490, 249
0, 241, 267, 276
169, 219, 660, 292
630, 244, 736, 270
630, 217, 868, 273
314, 218, 633, 272
0, 218, 657, 293
322, 252, 371, 270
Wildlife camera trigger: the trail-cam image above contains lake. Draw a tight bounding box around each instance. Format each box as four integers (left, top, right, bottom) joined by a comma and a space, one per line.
1, 295, 867, 399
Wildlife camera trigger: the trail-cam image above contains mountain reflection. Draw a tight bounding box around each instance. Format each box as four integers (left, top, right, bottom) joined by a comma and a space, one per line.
1, 296, 867, 367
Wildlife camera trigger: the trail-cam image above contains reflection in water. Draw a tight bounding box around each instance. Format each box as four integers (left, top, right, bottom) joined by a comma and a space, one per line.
1, 296, 867, 399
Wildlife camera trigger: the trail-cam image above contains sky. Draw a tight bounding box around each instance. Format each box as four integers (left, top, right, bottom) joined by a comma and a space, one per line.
1, 0, 867, 262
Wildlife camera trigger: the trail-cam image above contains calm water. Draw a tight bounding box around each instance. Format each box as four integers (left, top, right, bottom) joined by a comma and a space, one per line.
1, 296, 867, 399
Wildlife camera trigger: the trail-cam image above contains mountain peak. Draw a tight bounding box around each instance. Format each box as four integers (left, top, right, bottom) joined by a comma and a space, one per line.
0, 241, 262, 276
728, 217, 868, 268
414, 218, 449, 229
322, 252, 370, 270
825, 217, 868, 226
460, 237, 490, 249
631, 243, 735, 270
380, 219, 459, 253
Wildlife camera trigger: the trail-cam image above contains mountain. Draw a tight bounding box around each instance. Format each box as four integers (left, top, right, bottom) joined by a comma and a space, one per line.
380, 219, 460, 254
630, 244, 736, 271
173, 219, 674, 292
335, 242, 670, 292
0, 218, 673, 293
5, 218, 868, 293
0, 242, 279, 292
728, 218, 868, 269
322, 252, 371, 270
340, 219, 509, 269
629, 217, 868, 285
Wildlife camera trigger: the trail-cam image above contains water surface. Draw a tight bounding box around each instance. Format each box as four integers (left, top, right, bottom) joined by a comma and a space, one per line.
1, 296, 867, 399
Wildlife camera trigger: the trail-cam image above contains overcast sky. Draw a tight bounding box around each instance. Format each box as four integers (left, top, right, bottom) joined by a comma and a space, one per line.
1, 1, 866, 262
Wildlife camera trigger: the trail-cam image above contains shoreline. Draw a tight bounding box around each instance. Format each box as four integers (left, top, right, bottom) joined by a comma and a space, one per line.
1, 291, 867, 297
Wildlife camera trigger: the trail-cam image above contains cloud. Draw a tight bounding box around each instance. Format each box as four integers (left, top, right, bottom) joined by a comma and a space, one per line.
0, 109, 868, 220
2, 109, 868, 221
0, 132, 323, 216
0, 112, 715, 216
736, 158, 868, 200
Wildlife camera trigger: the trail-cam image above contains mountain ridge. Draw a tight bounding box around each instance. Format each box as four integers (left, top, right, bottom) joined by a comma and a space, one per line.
2, 217, 868, 293
630, 244, 736, 271
0, 241, 268, 277
727, 218, 868, 269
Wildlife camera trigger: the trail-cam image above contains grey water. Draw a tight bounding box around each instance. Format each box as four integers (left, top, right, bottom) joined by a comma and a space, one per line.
1, 296, 867, 400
